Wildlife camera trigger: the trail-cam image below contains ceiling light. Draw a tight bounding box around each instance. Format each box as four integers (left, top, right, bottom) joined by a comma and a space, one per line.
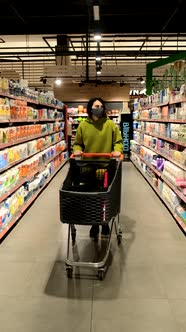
96, 61, 102, 75
95, 54, 102, 61
93, 5, 100, 21
94, 33, 101, 41
55, 78, 62, 86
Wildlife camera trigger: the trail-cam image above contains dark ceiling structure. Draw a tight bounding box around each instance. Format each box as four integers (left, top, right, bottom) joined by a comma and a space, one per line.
0, 0, 186, 35
0, 0, 185, 90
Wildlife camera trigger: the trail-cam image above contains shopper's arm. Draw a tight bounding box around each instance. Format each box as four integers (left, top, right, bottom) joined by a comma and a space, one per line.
73, 124, 84, 153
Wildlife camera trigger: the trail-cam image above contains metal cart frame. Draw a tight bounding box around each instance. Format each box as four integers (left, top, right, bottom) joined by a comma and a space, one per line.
59, 153, 123, 280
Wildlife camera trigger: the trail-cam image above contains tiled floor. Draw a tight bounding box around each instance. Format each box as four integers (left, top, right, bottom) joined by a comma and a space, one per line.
0, 161, 185, 332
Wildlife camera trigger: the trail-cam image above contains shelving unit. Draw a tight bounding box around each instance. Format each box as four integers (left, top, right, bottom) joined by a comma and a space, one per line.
130, 88, 186, 234
0, 85, 68, 240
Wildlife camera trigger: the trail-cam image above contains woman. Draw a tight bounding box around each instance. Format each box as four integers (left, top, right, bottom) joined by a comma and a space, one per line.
73, 97, 123, 238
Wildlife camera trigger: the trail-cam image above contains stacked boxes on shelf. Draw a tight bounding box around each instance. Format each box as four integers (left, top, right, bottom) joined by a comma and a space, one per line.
0, 78, 68, 238
130, 84, 186, 233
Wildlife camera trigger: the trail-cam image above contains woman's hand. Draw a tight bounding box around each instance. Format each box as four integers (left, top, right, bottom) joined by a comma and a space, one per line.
73, 150, 83, 156
112, 151, 121, 157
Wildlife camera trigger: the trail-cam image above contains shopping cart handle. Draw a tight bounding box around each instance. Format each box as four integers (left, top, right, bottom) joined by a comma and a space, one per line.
82, 152, 112, 158
71, 152, 123, 160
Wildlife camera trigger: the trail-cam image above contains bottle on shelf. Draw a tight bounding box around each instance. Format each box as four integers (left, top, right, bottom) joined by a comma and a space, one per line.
0, 78, 68, 240
130, 84, 186, 233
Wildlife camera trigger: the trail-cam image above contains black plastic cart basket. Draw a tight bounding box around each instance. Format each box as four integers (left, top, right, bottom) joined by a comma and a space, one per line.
59, 152, 123, 280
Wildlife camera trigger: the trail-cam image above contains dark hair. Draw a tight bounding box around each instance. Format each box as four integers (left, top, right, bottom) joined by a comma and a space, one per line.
86, 97, 106, 118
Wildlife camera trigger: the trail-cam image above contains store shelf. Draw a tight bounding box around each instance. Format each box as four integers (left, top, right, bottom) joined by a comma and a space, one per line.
161, 175, 186, 204
0, 88, 68, 240
20, 158, 67, 215
0, 134, 64, 173
138, 118, 186, 123
131, 149, 161, 177
0, 157, 68, 240
140, 98, 186, 109
0, 118, 64, 124
0, 129, 64, 150
131, 92, 186, 234
131, 149, 186, 204
131, 157, 186, 233
0, 212, 22, 240
142, 142, 186, 172
0, 148, 66, 204
134, 129, 186, 147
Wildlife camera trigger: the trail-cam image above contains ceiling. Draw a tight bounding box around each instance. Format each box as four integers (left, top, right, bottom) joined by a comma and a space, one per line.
0, 0, 185, 92
1, 0, 186, 35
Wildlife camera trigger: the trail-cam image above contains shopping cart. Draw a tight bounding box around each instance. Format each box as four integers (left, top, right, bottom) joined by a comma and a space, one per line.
59, 152, 123, 280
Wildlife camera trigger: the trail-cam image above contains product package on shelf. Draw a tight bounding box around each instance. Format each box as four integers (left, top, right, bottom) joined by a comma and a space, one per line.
131, 85, 186, 234
0, 81, 68, 239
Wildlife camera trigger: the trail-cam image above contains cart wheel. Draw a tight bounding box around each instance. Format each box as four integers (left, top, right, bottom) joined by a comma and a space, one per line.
66, 267, 73, 278
98, 269, 105, 281
117, 234, 122, 245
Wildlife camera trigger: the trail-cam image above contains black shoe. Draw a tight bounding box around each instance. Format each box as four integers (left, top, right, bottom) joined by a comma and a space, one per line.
101, 224, 110, 236
89, 225, 99, 238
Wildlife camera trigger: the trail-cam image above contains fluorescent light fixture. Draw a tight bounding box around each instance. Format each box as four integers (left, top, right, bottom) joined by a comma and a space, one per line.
93, 5, 100, 20
55, 78, 62, 86
95, 55, 102, 61
94, 33, 101, 41
96, 70, 101, 75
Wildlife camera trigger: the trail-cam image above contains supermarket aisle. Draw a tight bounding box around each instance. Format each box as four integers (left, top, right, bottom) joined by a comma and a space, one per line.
0, 161, 186, 332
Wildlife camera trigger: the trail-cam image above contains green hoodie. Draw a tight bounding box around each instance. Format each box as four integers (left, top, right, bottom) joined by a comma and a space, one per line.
73, 116, 123, 153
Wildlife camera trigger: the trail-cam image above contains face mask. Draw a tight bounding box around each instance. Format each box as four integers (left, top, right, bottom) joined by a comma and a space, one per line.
91, 108, 104, 117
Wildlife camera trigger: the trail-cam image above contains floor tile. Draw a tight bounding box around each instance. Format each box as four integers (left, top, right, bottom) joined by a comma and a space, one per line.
169, 299, 186, 332
0, 296, 91, 332
0, 161, 185, 331
156, 264, 186, 299
92, 298, 181, 332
